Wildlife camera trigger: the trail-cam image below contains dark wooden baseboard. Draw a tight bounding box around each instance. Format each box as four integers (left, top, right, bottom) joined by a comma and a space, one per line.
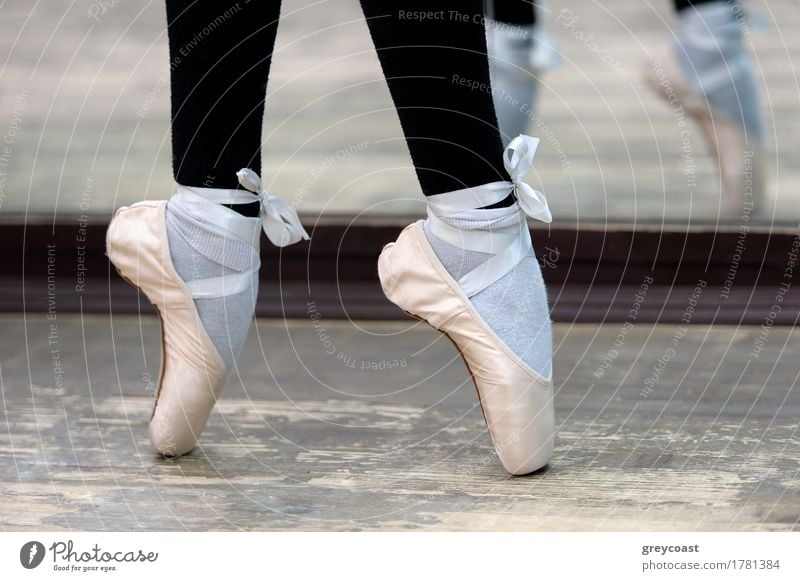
3, 214, 799, 324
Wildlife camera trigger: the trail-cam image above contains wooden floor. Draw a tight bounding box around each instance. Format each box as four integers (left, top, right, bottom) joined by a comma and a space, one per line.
1, 314, 798, 531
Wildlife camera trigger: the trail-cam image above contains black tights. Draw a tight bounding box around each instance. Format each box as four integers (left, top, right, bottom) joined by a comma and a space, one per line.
167, 0, 506, 198
167, 0, 731, 197
487, 0, 728, 26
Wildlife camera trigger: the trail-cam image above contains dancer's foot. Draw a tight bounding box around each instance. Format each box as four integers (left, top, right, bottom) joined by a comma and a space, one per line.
378, 135, 555, 475
645, 1, 765, 216
106, 170, 308, 456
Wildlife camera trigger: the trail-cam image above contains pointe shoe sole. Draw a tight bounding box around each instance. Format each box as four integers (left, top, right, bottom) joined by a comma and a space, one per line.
106, 201, 227, 457
378, 221, 555, 476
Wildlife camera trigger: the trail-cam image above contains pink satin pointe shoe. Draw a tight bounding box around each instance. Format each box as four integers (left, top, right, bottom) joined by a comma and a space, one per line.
378, 135, 555, 476
106, 169, 308, 456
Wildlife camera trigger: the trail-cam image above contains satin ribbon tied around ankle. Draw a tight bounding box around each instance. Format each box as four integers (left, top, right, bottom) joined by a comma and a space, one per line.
236, 168, 310, 247
169, 170, 310, 299
504, 135, 552, 224
424, 134, 552, 297
425, 134, 552, 225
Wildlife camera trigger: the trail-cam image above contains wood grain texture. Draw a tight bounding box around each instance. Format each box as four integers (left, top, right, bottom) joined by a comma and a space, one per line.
1, 314, 798, 531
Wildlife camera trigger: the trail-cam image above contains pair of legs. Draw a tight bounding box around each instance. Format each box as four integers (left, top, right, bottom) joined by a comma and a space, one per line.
169, 0, 506, 195
106, 0, 555, 474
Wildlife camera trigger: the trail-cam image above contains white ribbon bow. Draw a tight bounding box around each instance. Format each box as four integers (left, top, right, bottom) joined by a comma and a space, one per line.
236, 168, 310, 247
503, 135, 552, 224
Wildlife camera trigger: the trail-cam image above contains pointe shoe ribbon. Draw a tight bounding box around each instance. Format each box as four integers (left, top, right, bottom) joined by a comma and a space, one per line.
169, 169, 308, 300
425, 134, 551, 226
504, 135, 552, 224
236, 168, 310, 247
173, 169, 309, 250
425, 134, 551, 297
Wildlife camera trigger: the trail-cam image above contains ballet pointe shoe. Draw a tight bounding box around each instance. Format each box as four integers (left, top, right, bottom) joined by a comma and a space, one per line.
378, 136, 555, 476
107, 200, 225, 456
106, 170, 308, 456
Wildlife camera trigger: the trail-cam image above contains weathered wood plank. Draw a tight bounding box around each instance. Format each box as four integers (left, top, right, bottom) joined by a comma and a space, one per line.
0, 314, 798, 531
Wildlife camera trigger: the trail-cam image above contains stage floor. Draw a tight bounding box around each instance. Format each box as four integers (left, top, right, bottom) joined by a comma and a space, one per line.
1, 314, 798, 531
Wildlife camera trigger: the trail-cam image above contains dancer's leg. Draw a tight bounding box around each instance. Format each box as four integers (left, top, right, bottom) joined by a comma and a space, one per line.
362, 0, 554, 474
674, 0, 722, 12
165, 0, 282, 379
108, 1, 307, 456
168, 0, 278, 191
491, 0, 537, 25
645, 0, 765, 210
358, 0, 507, 197
360, 0, 551, 377
671, 0, 763, 142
